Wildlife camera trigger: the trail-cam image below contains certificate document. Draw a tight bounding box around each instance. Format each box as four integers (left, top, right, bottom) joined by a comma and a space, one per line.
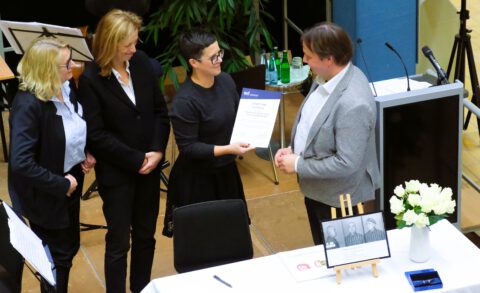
230, 88, 281, 148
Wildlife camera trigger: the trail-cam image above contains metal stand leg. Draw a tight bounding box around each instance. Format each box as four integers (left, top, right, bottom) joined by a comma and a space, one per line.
160, 160, 170, 193
268, 145, 279, 185
446, 0, 480, 135
0, 109, 8, 162
81, 180, 98, 200
280, 92, 286, 148
0, 84, 9, 162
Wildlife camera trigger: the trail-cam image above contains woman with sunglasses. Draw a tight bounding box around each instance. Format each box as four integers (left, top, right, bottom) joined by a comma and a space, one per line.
8, 37, 95, 293
163, 28, 255, 237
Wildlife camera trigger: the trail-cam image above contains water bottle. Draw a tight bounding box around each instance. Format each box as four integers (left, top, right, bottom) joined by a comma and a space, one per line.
281, 50, 290, 84
268, 54, 278, 85
273, 46, 281, 80
260, 49, 270, 84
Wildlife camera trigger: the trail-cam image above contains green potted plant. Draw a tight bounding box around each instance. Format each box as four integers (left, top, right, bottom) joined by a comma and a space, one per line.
143, 0, 273, 92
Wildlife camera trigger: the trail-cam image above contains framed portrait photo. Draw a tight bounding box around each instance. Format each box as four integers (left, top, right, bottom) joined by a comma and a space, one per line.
320, 211, 391, 268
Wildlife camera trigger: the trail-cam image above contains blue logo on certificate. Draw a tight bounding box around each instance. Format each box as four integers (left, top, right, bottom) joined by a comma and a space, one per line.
241, 88, 281, 100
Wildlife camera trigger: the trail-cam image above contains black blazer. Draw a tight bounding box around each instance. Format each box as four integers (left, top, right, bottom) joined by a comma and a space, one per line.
78, 50, 170, 186
8, 81, 81, 229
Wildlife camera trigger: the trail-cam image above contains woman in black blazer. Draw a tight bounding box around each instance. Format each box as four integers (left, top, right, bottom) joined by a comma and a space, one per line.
8, 37, 95, 293
78, 9, 170, 293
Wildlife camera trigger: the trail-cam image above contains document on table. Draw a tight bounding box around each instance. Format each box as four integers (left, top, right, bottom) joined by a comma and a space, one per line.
277, 246, 335, 282
230, 88, 281, 148
2, 202, 56, 286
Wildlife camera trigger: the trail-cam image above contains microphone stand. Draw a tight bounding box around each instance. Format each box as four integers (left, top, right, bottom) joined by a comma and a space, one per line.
356, 38, 378, 97
385, 42, 410, 91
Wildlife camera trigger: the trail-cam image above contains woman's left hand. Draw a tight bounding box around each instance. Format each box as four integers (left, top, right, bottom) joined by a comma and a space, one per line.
81, 152, 97, 174
139, 151, 163, 175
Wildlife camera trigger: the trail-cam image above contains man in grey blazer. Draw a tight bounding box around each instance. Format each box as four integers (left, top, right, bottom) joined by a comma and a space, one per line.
275, 22, 380, 245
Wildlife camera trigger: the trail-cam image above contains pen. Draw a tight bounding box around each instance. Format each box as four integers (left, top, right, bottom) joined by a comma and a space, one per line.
213, 275, 232, 288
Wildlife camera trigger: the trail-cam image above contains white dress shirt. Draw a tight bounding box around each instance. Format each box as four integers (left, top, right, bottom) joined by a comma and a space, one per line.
293, 63, 351, 171
51, 81, 87, 172
112, 61, 136, 105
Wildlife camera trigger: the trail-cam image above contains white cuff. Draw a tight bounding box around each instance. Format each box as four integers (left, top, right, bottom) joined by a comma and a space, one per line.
294, 156, 300, 173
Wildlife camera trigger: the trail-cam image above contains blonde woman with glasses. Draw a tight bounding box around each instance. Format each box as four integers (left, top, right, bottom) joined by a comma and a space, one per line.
8, 37, 95, 293
78, 9, 170, 293
163, 28, 255, 237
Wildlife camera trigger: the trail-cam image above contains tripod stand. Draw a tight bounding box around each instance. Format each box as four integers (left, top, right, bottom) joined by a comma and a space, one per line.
447, 0, 480, 133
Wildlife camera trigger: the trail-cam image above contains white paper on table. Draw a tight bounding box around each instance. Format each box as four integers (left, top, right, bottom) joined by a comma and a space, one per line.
371, 77, 431, 96
2, 202, 56, 286
277, 246, 334, 282
230, 88, 281, 148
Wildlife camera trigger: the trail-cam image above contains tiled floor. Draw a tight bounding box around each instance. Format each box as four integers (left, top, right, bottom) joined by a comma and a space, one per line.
1, 0, 480, 292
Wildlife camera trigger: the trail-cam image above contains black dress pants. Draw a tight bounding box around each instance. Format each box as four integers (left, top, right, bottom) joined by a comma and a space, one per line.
29, 165, 83, 293
99, 170, 161, 293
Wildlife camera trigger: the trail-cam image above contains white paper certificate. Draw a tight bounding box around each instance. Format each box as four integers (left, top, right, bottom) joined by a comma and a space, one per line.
230, 88, 281, 148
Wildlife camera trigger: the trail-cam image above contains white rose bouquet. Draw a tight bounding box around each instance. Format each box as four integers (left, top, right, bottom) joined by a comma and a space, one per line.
389, 180, 456, 228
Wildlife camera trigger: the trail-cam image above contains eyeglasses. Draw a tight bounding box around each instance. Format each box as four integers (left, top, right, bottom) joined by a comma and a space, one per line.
210, 49, 224, 64
58, 48, 73, 70
198, 49, 224, 64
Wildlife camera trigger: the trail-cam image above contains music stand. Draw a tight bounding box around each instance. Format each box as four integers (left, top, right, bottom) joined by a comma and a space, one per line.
0, 20, 93, 62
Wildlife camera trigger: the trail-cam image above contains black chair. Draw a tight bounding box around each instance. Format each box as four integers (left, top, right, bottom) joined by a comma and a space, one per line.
173, 199, 253, 273
230, 64, 279, 184
0, 201, 24, 293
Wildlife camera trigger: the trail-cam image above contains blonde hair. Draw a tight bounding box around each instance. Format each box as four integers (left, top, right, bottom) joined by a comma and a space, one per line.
17, 37, 69, 102
92, 9, 142, 77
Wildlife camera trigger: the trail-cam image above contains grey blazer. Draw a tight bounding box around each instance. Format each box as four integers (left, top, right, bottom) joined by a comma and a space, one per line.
292, 64, 380, 207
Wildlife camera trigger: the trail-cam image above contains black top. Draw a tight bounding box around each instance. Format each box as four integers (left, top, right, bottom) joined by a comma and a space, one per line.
170, 72, 239, 169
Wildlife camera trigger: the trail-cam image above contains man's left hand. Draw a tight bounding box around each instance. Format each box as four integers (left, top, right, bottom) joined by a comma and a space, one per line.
277, 153, 298, 174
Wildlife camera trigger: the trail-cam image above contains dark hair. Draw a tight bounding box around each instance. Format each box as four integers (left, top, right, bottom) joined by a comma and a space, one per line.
301, 22, 353, 66
178, 28, 217, 61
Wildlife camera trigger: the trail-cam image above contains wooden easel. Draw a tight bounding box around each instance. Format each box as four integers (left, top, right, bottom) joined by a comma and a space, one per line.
330, 194, 379, 284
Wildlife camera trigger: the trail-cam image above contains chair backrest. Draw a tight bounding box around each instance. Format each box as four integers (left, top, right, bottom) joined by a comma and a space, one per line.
173, 199, 253, 273
230, 64, 266, 96
0, 203, 23, 292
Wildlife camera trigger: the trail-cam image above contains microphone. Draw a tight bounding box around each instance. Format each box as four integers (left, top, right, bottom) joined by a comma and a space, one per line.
356, 38, 378, 97
421, 46, 449, 85
385, 42, 411, 91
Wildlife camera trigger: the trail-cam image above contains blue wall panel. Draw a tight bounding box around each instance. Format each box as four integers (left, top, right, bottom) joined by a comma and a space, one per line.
333, 0, 417, 82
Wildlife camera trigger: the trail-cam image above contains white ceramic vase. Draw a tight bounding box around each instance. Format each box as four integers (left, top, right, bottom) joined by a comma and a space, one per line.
409, 225, 431, 263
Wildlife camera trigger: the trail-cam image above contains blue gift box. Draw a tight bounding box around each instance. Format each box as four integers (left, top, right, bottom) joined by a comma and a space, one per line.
405, 269, 443, 291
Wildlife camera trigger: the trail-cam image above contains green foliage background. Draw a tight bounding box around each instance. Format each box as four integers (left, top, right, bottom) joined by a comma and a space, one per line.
144, 0, 273, 91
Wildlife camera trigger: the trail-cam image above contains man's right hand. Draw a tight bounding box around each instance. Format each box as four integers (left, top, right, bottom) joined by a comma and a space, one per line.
65, 174, 78, 197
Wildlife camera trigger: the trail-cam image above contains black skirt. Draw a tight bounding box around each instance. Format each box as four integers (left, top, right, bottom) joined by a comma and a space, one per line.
162, 157, 247, 237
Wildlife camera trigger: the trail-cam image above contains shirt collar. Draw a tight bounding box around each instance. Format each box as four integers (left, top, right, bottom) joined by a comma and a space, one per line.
111, 61, 131, 80
51, 81, 71, 102
321, 62, 351, 96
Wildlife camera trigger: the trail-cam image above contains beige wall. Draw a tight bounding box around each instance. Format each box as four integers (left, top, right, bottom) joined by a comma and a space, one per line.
416, 0, 460, 75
